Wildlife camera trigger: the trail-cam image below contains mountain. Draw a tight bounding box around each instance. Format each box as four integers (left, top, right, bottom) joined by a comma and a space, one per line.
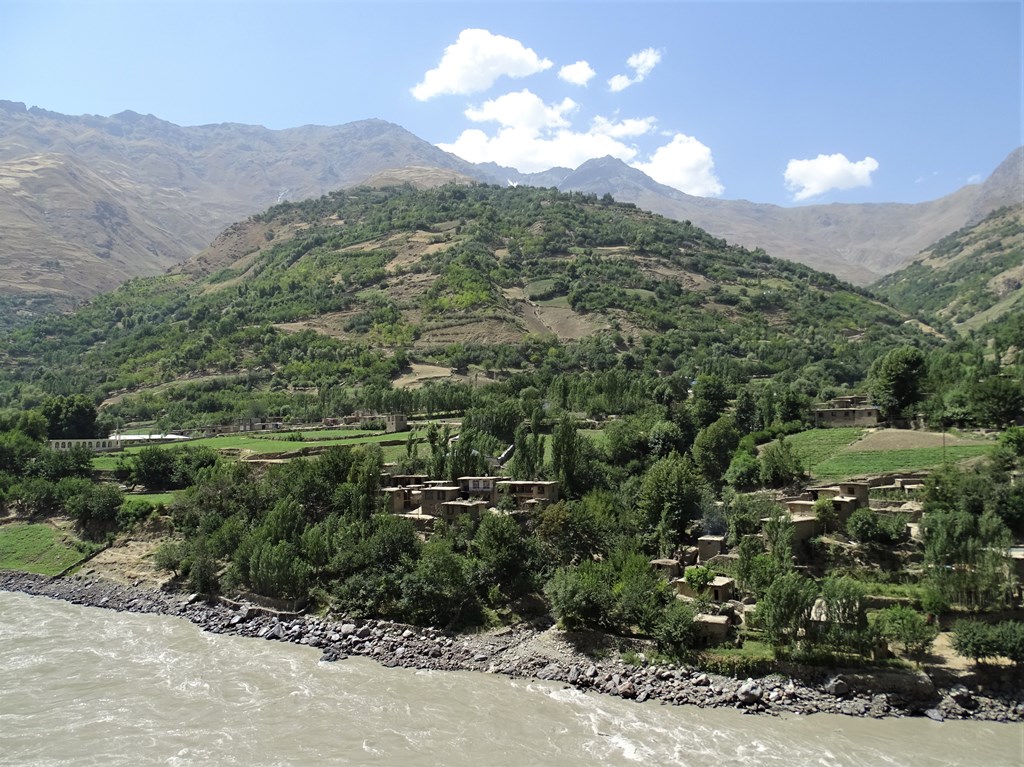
874, 204, 1024, 338
1, 184, 931, 427
0, 101, 484, 311
477, 151, 1023, 286
1, 101, 1017, 321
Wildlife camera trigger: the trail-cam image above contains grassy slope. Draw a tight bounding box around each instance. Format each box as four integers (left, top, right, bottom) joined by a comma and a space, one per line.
786, 427, 992, 481
0, 523, 99, 575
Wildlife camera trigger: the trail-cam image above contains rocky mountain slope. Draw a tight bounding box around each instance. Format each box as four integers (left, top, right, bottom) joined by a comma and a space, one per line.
874, 204, 1023, 336
1, 100, 1018, 317
0, 101, 480, 308
480, 149, 1023, 285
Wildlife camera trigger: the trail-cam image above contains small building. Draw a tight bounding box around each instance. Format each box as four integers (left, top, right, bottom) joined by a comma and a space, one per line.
495, 480, 559, 509
760, 511, 819, 543
380, 486, 421, 515
697, 535, 726, 563
649, 559, 681, 580
385, 414, 409, 433
389, 474, 428, 488
458, 476, 499, 504
693, 614, 731, 646
420, 485, 461, 517
813, 395, 883, 428
438, 499, 489, 526
674, 575, 736, 602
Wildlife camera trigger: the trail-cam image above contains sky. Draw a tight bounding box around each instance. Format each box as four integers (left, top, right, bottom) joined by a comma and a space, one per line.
1, 0, 1021, 206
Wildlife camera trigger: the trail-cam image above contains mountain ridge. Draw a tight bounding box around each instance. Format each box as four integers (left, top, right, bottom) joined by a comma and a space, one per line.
0, 102, 1019, 317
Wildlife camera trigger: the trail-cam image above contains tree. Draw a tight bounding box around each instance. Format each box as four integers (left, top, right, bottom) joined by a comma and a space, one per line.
550, 413, 583, 497
544, 560, 615, 631
472, 513, 530, 595
869, 346, 927, 420
655, 600, 698, 658
691, 375, 730, 428
817, 576, 869, 654
400, 539, 476, 627
758, 437, 805, 488
693, 416, 741, 487
637, 453, 708, 555
758, 571, 817, 651
950, 620, 999, 665
813, 496, 839, 534
969, 376, 1024, 429
875, 605, 937, 656
41, 395, 101, 440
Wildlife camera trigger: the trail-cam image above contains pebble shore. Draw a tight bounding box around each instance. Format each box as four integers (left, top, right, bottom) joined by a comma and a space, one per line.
3, 570, 1022, 723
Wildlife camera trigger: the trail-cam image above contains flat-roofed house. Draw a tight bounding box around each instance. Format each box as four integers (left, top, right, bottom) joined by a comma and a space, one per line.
458, 476, 499, 504
813, 395, 883, 428
420, 486, 461, 517
438, 499, 490, 526
495, 480, 559, 509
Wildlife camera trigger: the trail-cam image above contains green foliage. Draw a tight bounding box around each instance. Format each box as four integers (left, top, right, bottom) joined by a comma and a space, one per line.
400, 539, 477, 628
869, 345, 927, 419
693, 416, 741, 487
757, 571, 817, 650
41, 395, 101, 439
758, 436, 805, 488
655, 600, 698, 658
874, 605, 937, 656
637, 452, 709, 555
845, 509, 906, 545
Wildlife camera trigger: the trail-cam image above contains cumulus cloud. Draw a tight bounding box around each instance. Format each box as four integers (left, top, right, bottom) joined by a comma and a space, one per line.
465, 90, 577, 132
591, 115, 657, 138
608, 47, 662, 92
439, 126, 639, 173
558, 60, 596, 86
632, 134, 724, 197
784, 153, 879, 201
411, 29, 552, 101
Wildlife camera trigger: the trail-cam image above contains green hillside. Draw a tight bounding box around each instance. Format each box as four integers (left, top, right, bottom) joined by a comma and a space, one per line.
874, 205, 1023, 345
0, 184, 934, 426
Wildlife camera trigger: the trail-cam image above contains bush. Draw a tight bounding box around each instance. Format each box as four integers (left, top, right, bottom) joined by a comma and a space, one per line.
655, 600, 698, 658
875, 605, 937, 656
846, 509, 906, 545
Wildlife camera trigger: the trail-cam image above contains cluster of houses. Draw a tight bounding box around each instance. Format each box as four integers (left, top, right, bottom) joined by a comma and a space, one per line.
379, 471, 559, 532
653, 475, 925, 647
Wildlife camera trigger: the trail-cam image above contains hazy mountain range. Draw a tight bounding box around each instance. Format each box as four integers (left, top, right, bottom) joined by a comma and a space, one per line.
1, 100, 1020, 311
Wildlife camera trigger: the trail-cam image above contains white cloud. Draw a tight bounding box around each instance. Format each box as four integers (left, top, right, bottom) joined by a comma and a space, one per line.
439, 126, 639, 173
411, 29, 552, 101
465, 90, 576, 132
591, 115, 656, 138
627, 48, 661, 79
558, 60, 596, 86
608, 74, 634, 93
784, 153, 879, 201
967, 173, 984, 184
608, 47, 662, 92
632, 133, 724, 197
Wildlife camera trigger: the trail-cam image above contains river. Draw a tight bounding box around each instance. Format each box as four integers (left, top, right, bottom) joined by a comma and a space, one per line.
1, 591, 1021, 766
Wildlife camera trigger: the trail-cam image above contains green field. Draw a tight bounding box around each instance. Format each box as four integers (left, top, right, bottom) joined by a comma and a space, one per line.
127, 492, 179, 507
784, 428, 866, 474
810, 445, 991, 481
93, 429, 425, 470
0, 523, 101, 576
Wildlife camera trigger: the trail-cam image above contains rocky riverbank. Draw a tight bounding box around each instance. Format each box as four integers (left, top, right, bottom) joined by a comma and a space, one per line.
2, 569, 1021, 723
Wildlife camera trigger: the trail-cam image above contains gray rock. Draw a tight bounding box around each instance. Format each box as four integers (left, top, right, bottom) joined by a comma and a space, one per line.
825, 676, 850, 697
340, 623, 357, 637
737, 680, 763, 704
693, 673, 710, 687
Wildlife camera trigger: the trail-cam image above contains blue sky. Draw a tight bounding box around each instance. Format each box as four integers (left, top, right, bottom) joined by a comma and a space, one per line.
1, 0, 1020, 205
